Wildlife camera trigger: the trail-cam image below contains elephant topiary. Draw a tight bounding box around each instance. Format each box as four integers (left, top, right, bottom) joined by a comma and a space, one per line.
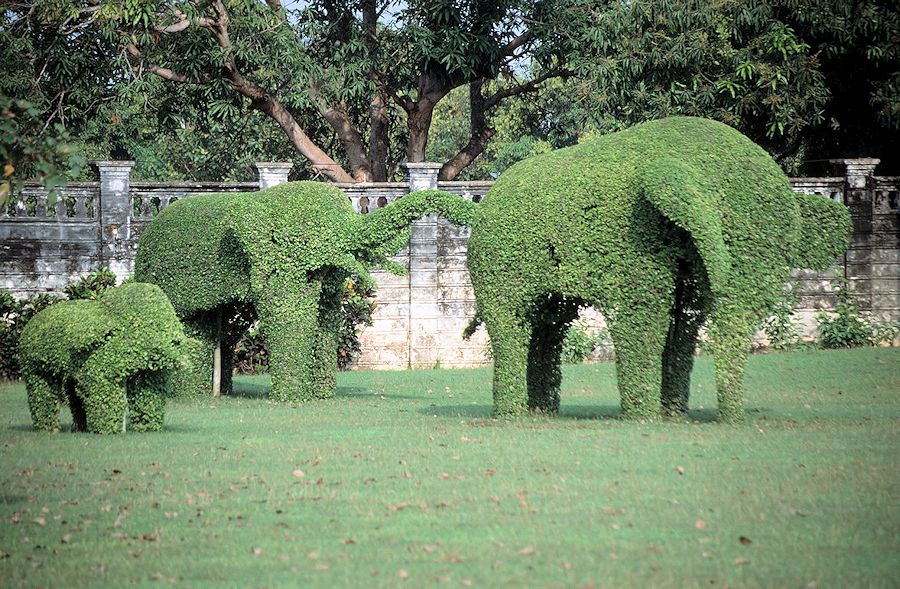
135, 181, 473, 402
465, 117, 852, 422
19, 282, 186, 433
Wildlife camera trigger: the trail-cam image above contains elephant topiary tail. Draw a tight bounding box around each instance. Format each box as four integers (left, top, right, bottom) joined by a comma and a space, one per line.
639, 157, 731, 294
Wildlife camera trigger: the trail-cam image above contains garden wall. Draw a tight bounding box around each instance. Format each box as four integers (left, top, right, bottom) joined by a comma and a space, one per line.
1, 159, 897, 368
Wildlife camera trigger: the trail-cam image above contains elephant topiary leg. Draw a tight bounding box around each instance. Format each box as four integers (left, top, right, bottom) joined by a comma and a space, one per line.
65, 379, 88, 432
484, 311, 533, 418
308, 280, 344, 399
526, 320, 568, 413
172, 319, 217, 398
608, 297, 672, 420
661, 268, 709, 417
257, 275, 325, 402
25, 374, 62, 432
526, 298, 579, 413
127, 372, 168, 432
77, 350, 128, 434
707, 308, 755, 423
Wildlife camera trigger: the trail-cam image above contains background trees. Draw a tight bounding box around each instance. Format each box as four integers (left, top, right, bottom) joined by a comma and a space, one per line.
2, 0, 897, 185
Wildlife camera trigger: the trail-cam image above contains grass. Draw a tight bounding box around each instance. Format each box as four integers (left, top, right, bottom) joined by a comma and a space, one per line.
0, 347, 898, 588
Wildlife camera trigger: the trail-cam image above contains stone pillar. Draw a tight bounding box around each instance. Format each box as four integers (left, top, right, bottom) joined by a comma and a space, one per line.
253, 162, 293, 189
402, 163, 443, 367
836, 158, 880, 190
403, 162, 442, 191
92, 160, 136, 282
833, 158, 898, 325
830, 158, 881, 313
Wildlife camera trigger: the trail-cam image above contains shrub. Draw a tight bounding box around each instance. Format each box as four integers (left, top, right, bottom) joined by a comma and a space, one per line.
561, 322, 611, 364
19, 282, 185, 433
63, 267, 117, 300
1, 269, 116, 380
338, 277, 376, 371
817, 278, 899, 348
466, 116, 851, 422
135, 182, 474, 401
232, 277, 376, 375
233, 326, 268, 375
762, 285, 802, 351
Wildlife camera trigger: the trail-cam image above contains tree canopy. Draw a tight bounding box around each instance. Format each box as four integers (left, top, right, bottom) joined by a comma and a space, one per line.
2, 0, 896, 183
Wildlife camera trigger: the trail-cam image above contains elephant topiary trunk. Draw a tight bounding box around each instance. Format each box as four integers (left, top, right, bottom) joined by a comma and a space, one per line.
465, 117, 852, 422
135, 182, 474, 402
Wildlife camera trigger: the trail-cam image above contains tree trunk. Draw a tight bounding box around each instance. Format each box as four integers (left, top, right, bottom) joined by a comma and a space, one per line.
439, 79, 495, 180
406, 73, 452, 162
369, 89, 390, 181
250, 94, 355, 183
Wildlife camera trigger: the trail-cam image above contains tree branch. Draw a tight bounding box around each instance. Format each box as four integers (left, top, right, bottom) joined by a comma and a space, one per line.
439, 79, 495, 180
125, 43, 208, 83
498, 31, 535, 59
485, 67, 568, 110
131, 1, 354, 182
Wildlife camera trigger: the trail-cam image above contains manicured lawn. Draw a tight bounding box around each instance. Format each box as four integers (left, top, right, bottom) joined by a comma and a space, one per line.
1, 348, 898, 588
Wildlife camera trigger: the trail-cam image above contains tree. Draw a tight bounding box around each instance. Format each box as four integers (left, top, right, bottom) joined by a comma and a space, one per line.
2, 0, 573, 183
566, 0, 899, 172
0, 96, 85, 206
5, 0, 894, 180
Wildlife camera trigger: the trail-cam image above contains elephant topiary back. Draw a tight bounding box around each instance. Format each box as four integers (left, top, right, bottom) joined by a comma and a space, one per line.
467, 116, 851, 422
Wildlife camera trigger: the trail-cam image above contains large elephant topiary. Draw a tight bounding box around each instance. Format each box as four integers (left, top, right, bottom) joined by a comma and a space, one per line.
466, 117, 852, 422
135, 181, 473, 402
19, 282, 186, 433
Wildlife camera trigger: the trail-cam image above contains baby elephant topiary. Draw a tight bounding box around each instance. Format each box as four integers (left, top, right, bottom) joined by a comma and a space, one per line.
19, 283, 186, 433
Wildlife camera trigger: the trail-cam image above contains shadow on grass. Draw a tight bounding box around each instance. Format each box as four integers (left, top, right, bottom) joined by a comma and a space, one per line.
7, 424, 40, 432
422, 403, 731, 423
227, 383, 387, 400
0, 495, 28, 504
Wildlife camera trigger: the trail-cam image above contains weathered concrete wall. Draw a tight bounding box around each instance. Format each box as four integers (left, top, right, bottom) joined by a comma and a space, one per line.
2, 159, 896, 368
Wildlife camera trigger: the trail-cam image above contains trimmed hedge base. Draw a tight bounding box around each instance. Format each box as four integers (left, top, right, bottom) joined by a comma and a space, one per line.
18, 283, 185, 433
466, 116, 852, 422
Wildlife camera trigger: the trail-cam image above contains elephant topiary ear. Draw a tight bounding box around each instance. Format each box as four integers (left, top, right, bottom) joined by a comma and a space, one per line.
640, 157, 732, 294
790, 192, 853, 271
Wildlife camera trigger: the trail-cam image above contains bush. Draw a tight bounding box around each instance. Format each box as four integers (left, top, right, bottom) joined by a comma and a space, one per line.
232, 277, 377, 375
19, 282, 185, 433
233, 326, 268, 375
1, 292, 58, 379
1, 269, 116, 380
817, 278, 899, 348
762, 285, 802, 351
135, 182, 474, 401
338, 277, 376, 371
63, 267, 116, 300
466, 116, 851, 421
561, 322, 611, 364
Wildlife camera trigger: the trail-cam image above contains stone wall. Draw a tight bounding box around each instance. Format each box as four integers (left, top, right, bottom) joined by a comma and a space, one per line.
2, 159, 897, 368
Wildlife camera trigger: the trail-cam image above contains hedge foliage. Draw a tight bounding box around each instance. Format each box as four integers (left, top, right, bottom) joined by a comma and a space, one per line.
466, 116, 851, 422
1, 268, 117, 379
18, 282, 185, 433
135, 182, 474, 401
